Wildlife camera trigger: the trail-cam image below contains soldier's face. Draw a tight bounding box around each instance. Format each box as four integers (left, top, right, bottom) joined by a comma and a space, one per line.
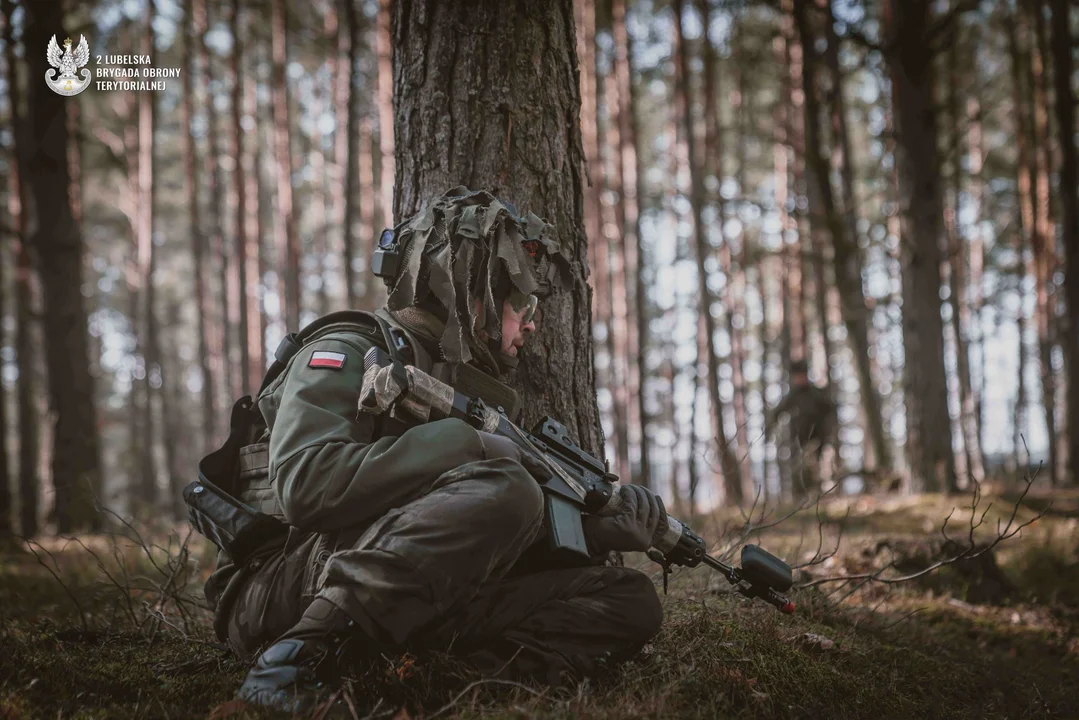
500, 298, 538, 357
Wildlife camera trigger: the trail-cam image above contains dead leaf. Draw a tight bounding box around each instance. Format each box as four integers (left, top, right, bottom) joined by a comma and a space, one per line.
208, 699, 248, 719
392, 707, 412, 720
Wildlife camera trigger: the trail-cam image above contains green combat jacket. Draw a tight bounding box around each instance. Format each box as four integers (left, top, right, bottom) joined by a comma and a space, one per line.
203, 311, 517, 625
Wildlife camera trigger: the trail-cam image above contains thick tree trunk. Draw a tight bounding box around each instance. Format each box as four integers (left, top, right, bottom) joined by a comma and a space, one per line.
1049, 0, 1078, 485
672, 0, 742, 504
24, 0, 102, 531
883, 0, 957, 493
613, 0, 650, 488
272, 0, 300, 330
182, 0, 214, 454
4, 0, 38, 536
391, 0, 603, 453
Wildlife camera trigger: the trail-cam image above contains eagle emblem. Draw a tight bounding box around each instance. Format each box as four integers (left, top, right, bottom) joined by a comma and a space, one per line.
45, 35, 91, 97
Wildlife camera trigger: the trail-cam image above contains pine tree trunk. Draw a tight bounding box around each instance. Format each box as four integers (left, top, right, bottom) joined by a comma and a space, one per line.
819, 0, 895, 472
272, 0, 300, 330
4, 0, 38, 536
181, 0, 214, 455
1028, 0, 1057, 485
230, 0, 254, 396
138, 0, 160, 510
600, 31, 632, 486
375, 0, 394, 230
161, 301, 187, 520
882, 0, 957, 493
243, 24, 264, 383
575, 0, 611, 453
390, 0, 604, 453
340, 0, 360, 307
671, 0, 741, 504
1007, 15, 1035, 473
613, 0, 650, 488
1049, 0, 1078, 485
24, 0, 103, 531
966, 89, 989, 477
0, 146, 9, 540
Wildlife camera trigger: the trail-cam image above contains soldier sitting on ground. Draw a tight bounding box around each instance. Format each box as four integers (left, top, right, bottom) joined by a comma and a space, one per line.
767, 359, 838, 497
204, 188, 667, 713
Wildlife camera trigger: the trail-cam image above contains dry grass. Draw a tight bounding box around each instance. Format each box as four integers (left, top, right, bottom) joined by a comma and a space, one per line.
2, 489, 1078, 719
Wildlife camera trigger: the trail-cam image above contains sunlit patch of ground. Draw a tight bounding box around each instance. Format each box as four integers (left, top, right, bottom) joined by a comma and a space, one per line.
1, 489, 1077, 719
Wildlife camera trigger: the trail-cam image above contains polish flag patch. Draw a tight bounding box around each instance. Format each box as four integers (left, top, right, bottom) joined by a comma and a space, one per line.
308, 351, 347, 369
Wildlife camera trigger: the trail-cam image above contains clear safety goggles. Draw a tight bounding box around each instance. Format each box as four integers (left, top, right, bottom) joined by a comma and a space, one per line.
509, 291, 540, 325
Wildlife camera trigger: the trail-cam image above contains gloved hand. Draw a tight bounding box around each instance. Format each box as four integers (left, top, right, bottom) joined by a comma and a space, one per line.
582, 484, 668, 554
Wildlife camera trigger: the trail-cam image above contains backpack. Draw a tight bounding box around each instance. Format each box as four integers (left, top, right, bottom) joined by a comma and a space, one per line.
183, 310, 427, 563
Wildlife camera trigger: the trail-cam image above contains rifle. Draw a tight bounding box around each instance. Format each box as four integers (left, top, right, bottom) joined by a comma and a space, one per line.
359, 347, 796, 615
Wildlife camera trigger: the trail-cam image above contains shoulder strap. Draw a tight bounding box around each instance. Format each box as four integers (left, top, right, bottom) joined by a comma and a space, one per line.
257, 310, 389, 396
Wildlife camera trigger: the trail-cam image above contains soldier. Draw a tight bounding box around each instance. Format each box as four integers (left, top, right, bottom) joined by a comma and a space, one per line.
767, 359, 838, 497
207, 188, 667, 713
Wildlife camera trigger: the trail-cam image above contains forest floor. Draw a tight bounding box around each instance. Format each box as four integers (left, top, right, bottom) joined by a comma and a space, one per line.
2, 486, 1079, 719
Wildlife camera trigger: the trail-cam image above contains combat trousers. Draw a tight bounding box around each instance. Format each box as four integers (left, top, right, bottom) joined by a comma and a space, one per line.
224, 455, 663, 685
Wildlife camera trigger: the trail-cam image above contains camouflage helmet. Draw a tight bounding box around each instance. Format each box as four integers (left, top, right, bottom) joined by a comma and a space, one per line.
378, 186, 571, 365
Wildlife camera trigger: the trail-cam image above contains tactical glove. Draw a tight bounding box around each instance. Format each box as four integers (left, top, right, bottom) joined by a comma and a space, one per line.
582, 484, 668, 553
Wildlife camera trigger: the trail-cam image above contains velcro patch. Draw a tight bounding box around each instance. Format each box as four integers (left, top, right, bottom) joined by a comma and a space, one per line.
309, 351, 347, 369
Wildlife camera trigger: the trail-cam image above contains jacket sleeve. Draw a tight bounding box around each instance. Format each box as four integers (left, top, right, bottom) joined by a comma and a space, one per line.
267, 335, 489, 532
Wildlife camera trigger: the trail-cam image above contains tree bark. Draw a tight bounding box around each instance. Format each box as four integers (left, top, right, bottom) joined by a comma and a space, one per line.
0, 136, 9, 540
600, 24, 632, 485
243, 16, 264, 382
1027, 0, 1057, 485
24, 0, 102, 531
882, 0, 957, 493
229, 0, 254, 396
137, 0, 161, 510
181, 0, 214, 455
391, 0, 603, 454
376, 0, 395, 230
272, 0, 300, 330
672, 0, 742, 504
340, 0, 361, 307
613, 0, 650, 488
1048, 0, 1078, 485
5, 0, 38, 537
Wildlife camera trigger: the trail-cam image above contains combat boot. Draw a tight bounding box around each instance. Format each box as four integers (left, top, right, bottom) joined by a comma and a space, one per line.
236, 596, 370, 714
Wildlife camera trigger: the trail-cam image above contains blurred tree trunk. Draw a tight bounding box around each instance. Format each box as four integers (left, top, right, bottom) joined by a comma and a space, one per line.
575, 0, 611, 451
136, 0, 160, 509
359, 117, 376, 306
613, 0, 650, 488
943, 30, 985, 485
272, 0, 299, 330
242, 13, 264, 382
391, 0, 603, 453
1049, 0, 1078, 485
375, 0, 394, 230
820, 0, 895, 473
200, 1, 232, 428
3, 0, 37, 537
230, 0, 255, 396
161, 301, 186, 520
182, 0, 214, 454
882, 0, 957, 493
797, 0, 889, 477
340, 0, 360, 307
700, 0, 751, 496
1027, 0, 1057, 485
24, 0, 102, 531
600, 28, 631, 485
672, 0, 742, 504
966, 86, 988, 477
781, 0, 808, 368
0, 146, 9, 540
1007, 15, 1035, 472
